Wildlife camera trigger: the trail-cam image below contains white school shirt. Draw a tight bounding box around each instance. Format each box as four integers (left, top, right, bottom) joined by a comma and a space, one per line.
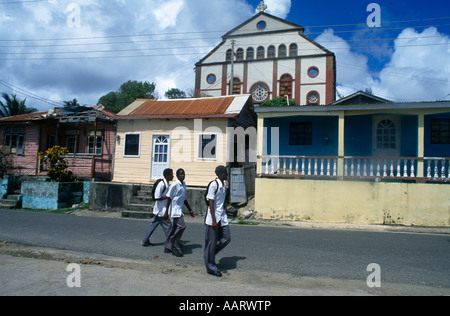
153, 179, 169, 217
166, 180, 187, 218
205, 179, 228, 226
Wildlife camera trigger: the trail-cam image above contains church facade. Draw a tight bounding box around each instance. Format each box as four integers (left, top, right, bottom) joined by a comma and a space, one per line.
195, 11, 336, 105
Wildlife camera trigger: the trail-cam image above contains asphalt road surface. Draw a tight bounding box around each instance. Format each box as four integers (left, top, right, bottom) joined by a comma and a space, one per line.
0, 209, 449, 292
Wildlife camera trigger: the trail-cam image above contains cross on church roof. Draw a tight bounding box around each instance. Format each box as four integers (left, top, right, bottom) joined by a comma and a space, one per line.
257, 1, 268, 13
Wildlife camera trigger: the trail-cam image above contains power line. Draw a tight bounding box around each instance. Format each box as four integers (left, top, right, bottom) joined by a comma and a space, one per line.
0, 79, 63, 107
0, 0, 47, 4
0, 16, 448, 43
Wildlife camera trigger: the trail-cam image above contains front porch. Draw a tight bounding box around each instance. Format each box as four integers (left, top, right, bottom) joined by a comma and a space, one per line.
254, 101, 450, 227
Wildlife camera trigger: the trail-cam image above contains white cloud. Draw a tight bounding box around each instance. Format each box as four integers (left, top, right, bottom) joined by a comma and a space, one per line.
315, 29, 376, 96
315, 27, 450, 102
152, 0, 185, 30
375, 27, 450, 102
258, 0, 291, 19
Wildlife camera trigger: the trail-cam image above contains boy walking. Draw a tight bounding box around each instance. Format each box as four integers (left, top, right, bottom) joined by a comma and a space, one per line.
141, 169, 173, 247
204, 166, 231, 277
164, 169, 195, 257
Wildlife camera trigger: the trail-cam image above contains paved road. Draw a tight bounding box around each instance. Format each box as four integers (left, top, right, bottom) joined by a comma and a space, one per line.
0, 209, 449, 292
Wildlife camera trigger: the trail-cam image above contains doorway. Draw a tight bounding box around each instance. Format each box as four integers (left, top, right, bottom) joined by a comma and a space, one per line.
151, 135, 170, 180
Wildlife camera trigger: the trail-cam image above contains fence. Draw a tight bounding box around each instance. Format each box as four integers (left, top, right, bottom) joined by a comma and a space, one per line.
258, 155, 450, 182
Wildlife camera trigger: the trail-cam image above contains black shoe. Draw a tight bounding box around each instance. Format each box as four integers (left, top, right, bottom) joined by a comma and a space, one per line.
172, 247, 184, 257
164, 248, 172, 253
208, 270, 222, 277
141, 241, 153, 247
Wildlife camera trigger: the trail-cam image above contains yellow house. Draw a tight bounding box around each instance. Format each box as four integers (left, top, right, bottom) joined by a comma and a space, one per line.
112, 95, 256, 187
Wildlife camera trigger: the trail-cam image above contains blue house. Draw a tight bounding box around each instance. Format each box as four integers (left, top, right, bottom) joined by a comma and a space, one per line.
254, 91, 450, 227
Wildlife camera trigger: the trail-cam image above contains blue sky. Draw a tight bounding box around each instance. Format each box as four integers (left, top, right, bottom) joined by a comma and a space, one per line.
0, 0, 448, 110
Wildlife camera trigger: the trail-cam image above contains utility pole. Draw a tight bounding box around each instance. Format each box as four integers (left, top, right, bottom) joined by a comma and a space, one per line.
230, 39, 236, 95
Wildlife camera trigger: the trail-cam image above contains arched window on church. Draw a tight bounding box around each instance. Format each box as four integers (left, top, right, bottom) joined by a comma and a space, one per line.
236, 48, 244, 61
279, 45, 287, 58
289, 44, 298, 57
230, 77, 241, 95
226, 49, 232, 61
247, 47, 254, 60
257, 46, 265, 59
279, 74, 293, 100
268, 45, 276, 58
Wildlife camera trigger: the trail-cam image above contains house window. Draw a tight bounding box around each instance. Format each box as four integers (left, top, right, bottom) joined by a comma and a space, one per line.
257, 46, 265, 59
236, 48, 244, 61
431, 119, 450, 144
376, 120, 397, 150
88, 132, 103, 155
4, 128, 25, 155
246, 47, 254, 60
289, 43, 298, 57
289, 122, 313, 145
278, 45, 287, 58
268, 45, 276, 58
124, 133, 140, 157
279, 74, 293, 99
47, 135, 56, 149
198, 134, 217, 160
65, 130, 79, 154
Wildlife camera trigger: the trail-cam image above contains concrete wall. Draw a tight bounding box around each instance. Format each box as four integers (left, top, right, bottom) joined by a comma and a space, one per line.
89, 182, 209, 215
22, 181, 84, 210
89, 182, 136, 212
255, 178, 450, 227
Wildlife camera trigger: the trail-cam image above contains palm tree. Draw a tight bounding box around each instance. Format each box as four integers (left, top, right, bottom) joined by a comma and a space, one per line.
63, 98, 80, 108
0, 93, 38, 117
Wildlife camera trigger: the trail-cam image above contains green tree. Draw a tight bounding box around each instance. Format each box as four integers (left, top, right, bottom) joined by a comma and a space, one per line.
63, 98, 81, 108
98, 80, 156, 113
165, 88, 187, 99
0, 93, 38, 117
261, 96, 296, 107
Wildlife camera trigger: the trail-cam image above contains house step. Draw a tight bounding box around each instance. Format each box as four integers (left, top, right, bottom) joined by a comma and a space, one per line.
0, 199, 19, 209
121, 184, 156, 219
6, 194, 21, 200
130, 195, 153, 204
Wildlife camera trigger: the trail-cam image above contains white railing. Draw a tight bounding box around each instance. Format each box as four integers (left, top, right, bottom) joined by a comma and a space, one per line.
258, 155, 450, 182
424, 157, 450, 180
343, 156, 419, 179
260, 155, 338, 177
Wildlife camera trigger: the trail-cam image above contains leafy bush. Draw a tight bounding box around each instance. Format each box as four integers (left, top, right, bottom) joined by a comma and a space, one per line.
38, 146, 77, 182
261, 96, 296, 107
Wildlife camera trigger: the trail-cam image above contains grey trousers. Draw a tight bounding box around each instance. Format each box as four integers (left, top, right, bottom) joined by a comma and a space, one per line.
204, 222, 231, 273
164, 216, 186, 250
142, 215, 172, 244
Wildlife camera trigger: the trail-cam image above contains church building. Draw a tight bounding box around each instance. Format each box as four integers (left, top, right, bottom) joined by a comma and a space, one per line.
195, 5, 336, 105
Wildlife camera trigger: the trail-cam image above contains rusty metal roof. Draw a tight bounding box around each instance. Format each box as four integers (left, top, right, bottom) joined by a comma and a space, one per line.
117, 95, 251, 119
0, 111, 48, 123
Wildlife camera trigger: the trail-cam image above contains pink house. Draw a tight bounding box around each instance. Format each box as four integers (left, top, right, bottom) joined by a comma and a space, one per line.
0, 106, 116, 180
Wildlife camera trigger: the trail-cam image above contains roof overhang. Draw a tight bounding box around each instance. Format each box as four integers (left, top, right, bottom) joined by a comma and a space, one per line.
255, 101, 450, 116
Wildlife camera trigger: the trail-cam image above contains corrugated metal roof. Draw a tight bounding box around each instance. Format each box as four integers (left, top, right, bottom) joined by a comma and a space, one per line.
117, 95, 251, 119
0, 111, 48, 122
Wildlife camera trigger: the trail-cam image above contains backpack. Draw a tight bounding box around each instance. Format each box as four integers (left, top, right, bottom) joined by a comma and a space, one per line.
151, 179, 166, 201
204, 180, 219, 207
